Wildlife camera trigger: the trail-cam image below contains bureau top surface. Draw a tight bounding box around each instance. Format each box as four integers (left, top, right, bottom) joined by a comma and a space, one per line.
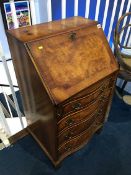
8, 17, 119, 105
7, 17, 97, 42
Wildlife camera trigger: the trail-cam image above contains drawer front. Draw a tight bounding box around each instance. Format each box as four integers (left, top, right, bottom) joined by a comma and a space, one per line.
57, 88, 111, 132
62, 84, 105, 116
57, 99, 99, 132
57, 74, 115, 119
92, 105, 108, 130
58, 127, 92, 157
58, 110, 98, 146
65, 73, 116, 102
58, 111, 106, 157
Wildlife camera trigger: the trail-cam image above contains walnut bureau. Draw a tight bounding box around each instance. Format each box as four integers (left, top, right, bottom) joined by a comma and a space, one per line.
7, 17, 119, 167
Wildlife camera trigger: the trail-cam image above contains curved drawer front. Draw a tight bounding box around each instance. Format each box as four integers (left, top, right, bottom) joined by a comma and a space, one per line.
93, 108, 107, 128
66, 73, 116, 101
58, 124, 93, 157
57, 75, 115, 119
57, 99, 100, 132
58, 111, 98, 146
61, 86, 105, 116
58, 109, 107, 157
57, 88, 111, 133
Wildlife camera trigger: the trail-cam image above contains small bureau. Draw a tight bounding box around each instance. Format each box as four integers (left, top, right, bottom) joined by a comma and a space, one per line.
7, 17, 119, 167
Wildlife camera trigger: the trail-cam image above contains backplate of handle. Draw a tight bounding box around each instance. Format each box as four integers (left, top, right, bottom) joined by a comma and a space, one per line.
72, 102, 82, 111
66, 118, 75, 126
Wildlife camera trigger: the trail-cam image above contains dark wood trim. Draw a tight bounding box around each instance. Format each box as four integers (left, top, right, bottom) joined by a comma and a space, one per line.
9, 127, 29, 144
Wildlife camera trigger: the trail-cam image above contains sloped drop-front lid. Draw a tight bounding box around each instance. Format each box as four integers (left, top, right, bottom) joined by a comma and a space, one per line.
26, 18, 118, 105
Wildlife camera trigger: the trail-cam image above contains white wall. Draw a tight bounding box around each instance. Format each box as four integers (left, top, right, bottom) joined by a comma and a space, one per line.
35, 0, 48, 23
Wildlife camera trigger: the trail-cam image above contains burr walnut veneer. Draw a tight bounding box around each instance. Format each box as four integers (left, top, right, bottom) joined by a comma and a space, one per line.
7, 17, 119, 166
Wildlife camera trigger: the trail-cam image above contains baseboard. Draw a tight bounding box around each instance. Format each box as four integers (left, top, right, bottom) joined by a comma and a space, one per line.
9, 128, 29, 144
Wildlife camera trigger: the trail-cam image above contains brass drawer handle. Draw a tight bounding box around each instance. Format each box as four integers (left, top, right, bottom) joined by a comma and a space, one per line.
65, 145, 72, 151
98, 109, 103, 115
100, 86, 106, 92
57, 108, 63, 117
70, 32, 76, 41
57, 112, 61, 117
72, 102, 82, 111
65, 118, 75, 126
100, 89, 104, 93
64, 132, 74, 140
100, 95, 106, 102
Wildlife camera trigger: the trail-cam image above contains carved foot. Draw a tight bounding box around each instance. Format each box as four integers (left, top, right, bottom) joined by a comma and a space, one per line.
54, 163, 62, 169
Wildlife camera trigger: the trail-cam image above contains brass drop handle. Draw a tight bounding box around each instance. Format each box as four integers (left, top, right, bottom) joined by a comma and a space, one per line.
100, 95, 106, 102
70, 32, 76, 41
100, 89, 104, 93
57, 108, 63, 117
66, 118, 74, 126
72, 102, 82, 111
64, 132, 74, 140
65, 145, 72, 151
57, 113, 61, 117
98, 109, 103, 115
100, 86, 105, 92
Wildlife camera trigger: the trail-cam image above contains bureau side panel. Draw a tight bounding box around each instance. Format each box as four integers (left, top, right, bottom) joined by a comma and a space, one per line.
7, 34, 57, 161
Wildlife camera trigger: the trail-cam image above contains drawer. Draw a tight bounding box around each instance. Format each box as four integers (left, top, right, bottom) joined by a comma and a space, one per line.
57, 88, 111, 132
66, 74, 116, 101
58, 110, 98, 146
92, 109, 107, 129
58, 124, 93, 157
58, 110, 107, 157
57, 99, 99, 132
57, 90, 110, 132
57, 75, 115, 119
